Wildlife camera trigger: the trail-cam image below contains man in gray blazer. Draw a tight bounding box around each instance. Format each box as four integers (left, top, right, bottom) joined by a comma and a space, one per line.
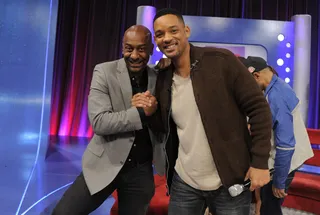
52, 25, 166, 215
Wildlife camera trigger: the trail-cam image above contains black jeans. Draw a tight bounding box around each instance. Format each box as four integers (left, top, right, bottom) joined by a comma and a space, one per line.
260, 171, 296, 215
52, 161, 155, 215
168, 172, 252, 215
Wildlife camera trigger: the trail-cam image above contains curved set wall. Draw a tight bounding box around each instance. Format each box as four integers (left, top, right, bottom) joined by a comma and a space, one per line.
137, 6, 311, 124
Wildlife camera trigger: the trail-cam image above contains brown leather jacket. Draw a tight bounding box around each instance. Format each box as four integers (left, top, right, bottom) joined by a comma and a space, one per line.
150, 44, 272, 190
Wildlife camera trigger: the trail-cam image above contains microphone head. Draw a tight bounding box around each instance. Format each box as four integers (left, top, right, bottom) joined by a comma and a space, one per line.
228, 184, 245, 197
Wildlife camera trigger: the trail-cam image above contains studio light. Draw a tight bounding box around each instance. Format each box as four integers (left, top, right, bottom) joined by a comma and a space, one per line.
277, 58, 284, 66
277, 34, 285, 41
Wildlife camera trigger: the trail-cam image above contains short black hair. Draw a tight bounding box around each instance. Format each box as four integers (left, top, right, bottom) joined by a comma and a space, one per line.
153, 8, 185, 24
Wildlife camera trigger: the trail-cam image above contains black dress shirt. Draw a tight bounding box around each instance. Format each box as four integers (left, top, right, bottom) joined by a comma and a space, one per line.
125, 69, 153, 166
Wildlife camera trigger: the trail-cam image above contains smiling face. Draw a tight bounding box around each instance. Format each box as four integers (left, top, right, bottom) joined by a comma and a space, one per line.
153, 14, 190, 59
122, 26, 153, 73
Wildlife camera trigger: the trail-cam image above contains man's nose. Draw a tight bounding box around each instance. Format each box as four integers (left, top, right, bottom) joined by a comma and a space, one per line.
163, 33, 173, 43
130, 49, 139, 60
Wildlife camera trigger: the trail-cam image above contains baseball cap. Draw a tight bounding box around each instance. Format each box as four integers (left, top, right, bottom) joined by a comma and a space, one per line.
238, 56, 247, 65
241, 56, 269, 74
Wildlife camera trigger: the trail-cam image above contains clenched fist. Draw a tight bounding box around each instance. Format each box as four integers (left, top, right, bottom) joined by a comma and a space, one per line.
132, 91, 158, 116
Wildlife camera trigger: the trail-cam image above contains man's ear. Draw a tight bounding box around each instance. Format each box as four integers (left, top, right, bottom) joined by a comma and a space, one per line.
185, 25, 191, 38
121, 41, 125, 56
253, 72, 260, 79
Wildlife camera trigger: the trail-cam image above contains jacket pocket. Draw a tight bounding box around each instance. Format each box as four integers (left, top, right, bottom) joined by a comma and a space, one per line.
88, 142, 105, 157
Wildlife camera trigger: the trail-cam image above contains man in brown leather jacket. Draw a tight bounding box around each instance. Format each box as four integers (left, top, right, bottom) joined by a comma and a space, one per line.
133, 8, 273, 215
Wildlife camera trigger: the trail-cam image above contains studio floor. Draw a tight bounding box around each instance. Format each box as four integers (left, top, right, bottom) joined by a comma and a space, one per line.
0, 135, 317, 215
0, 136, 114, 215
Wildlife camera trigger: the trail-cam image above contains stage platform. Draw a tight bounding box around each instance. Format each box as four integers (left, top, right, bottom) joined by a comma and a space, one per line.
0, 136, 114, 215
1, 135, 318, 214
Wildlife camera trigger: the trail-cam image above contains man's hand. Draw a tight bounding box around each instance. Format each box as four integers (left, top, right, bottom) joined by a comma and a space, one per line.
155, 58, 171, 70
131, 91, 158, 116
272, 185, 287, 198
132, 92, 151, 108
245, 167, 270, 191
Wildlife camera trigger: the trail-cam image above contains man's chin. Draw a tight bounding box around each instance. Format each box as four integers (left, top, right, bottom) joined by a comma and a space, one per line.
128, 66, 144, 73
164, 51, 179, 59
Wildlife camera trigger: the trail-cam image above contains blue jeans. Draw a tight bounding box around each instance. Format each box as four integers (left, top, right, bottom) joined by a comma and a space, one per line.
168, 172, 251, 215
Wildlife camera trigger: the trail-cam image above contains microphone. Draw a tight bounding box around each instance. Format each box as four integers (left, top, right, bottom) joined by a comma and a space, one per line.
190, 60, 199, 70
228, 169, 274, 197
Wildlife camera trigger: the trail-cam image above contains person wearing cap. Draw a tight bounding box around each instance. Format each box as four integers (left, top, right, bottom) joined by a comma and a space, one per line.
239, 56, 314, 215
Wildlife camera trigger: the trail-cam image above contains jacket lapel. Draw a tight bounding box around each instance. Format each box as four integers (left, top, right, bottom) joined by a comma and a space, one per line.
116, 58, 132, 109
189, 44, 220, 94
190, 44, 203, 66
147, 67, 157, 95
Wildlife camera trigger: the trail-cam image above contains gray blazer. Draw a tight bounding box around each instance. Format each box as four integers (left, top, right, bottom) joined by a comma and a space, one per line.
82, 58, 166, 195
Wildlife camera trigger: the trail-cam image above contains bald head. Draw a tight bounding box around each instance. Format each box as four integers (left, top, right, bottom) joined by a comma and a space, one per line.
123, 25, 152, 45
122, 25, 154, 72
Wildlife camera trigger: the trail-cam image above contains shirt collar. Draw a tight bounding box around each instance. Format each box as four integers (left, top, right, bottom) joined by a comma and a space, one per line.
264, 74, 278, 97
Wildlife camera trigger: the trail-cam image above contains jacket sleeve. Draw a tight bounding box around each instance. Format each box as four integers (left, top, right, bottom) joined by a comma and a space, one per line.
148, 72, 166, 133
269, 93, 295, 189
88, 64, 143, 136
226, 52, 272, 169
